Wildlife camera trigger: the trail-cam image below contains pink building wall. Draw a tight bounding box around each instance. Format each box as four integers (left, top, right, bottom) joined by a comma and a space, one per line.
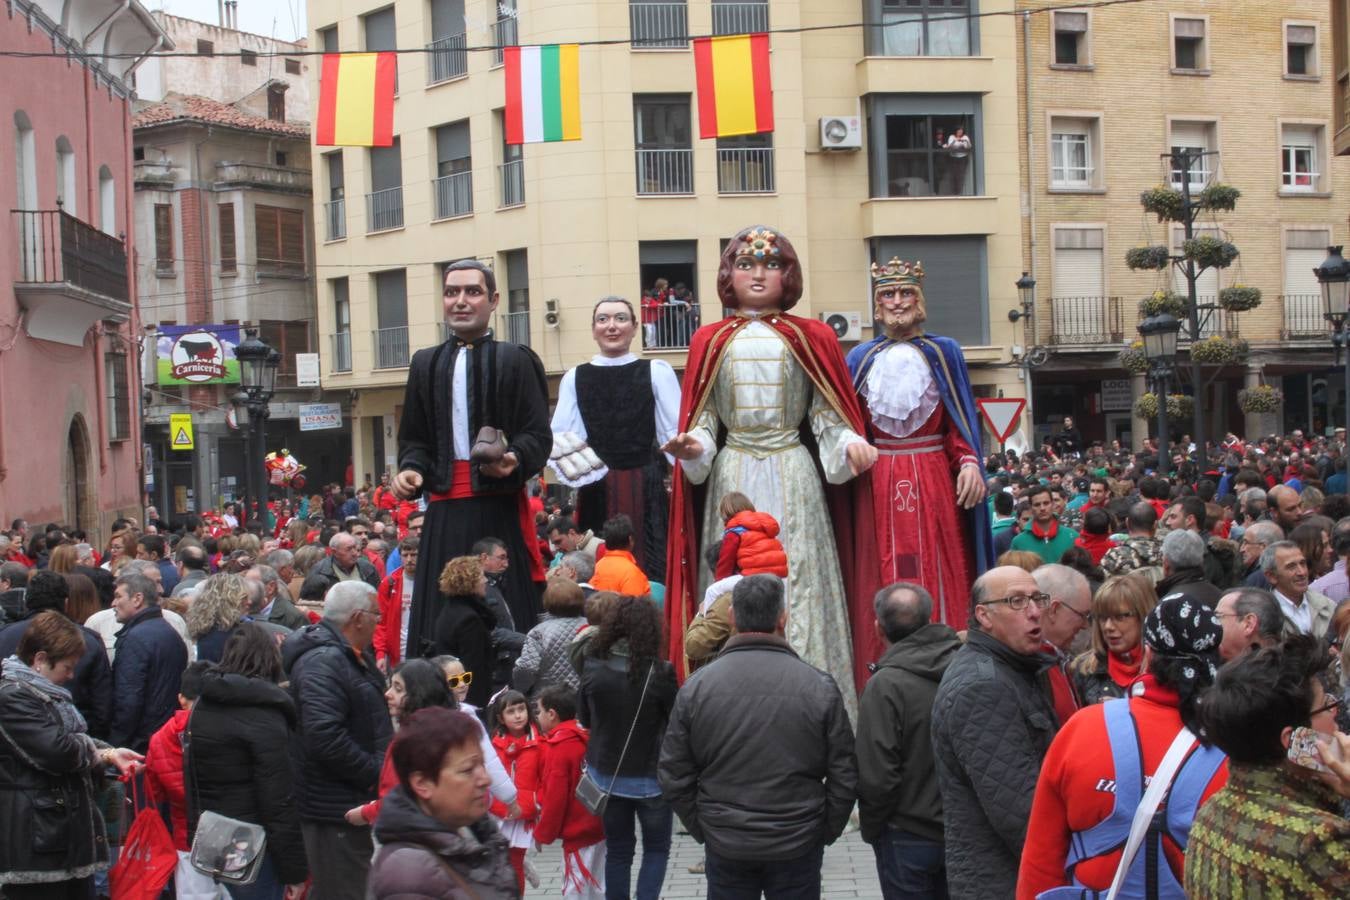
1, 10, 144, 541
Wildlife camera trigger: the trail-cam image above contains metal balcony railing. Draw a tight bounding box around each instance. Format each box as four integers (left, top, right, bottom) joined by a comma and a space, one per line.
433, 171, 473, 219
1127, 295, 1237, 341
366, 187, 404, 233
712, 1, 768, 36
331, 331, 352, 372
502, 310, 530, 346
641, 298, 699, 350
12, 209, 129, 302
717, 147, 775, 193
493, 17, 518, 67
373, 326, 410, 369
427, 33, 468, 84
499, 159, 525, 208
630, 1, 688, 48
324, 198, 346, 241
1282, 293, 1326, 340
636, 148, 694, 194
1047, 296, 1123, 345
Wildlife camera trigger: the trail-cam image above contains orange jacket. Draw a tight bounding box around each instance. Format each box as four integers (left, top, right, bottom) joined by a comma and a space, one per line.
717, 511, 789, 578
590, 549, 651, 596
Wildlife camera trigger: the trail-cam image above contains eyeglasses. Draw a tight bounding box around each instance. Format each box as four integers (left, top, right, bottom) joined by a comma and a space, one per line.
1311, 693, 1341, 717
447, 671, 474, 689
1059, 602, 1094, 625
1102, 611, 1139, 624
979, 592, 1050, 612
356, 607, 381, 623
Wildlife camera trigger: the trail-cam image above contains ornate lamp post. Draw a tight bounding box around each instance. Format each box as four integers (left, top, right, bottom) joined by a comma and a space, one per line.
233, 329, 279, 526
1010, 272, 1037, 434
1315, 245, 1350, 437
1139, 312, 1182, 477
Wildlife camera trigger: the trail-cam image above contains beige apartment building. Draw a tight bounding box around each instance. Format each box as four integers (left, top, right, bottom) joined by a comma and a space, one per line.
309, 0, 1028, 485
1019, 1, 1350, 448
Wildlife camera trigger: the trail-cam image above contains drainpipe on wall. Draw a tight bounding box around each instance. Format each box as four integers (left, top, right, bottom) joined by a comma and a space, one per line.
1021, 10, 1038, 434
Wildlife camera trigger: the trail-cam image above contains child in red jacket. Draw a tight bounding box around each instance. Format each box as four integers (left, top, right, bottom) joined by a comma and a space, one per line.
489, 689, 543, 892
533, 684, 605, 898
714, 492, 789, 579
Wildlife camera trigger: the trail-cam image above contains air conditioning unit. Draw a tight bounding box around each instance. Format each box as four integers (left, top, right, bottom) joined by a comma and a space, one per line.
819, 115, 862, 150
819, 310, 863, 341
544, 298, 560, 328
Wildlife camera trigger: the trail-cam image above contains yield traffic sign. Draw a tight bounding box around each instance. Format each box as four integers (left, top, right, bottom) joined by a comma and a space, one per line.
976, 398, 1026, 443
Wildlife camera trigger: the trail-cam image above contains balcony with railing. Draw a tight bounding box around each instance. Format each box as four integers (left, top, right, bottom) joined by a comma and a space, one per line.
1125, 296, 1239, 342
712, 1, 768, 36
1282, 293, 1326, 341
499, 159, 525, 208
214, 162, 312, 192
12, 209, 131, 345
636, 149, 694, 194
331, 331, 352, 372
492, 16, 518, 67
427, 33, 468, 84
366, 187, 404, 233
631, 1, 688, 48
373, 326, 410, 369
433, 171, 473, 220
1047, 296, 1123, 346
717, 147, 775, 193
502, 310, 530, 346
324, 198, 346, 241
641, 298, 699, 350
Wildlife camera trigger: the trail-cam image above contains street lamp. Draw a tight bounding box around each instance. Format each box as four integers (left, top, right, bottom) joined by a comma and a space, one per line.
1009, 272, 1036, 323
1316, 245, 1350, 437
233, 328, 280, 527
1139, 312, 1182, 477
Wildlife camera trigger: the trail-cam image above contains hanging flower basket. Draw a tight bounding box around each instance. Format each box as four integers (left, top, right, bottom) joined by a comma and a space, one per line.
1168, 393, 1195, 420
1198, 183, 1241, 212
1237, 384, 1283, 414
1141, 185, 1185, 222
1125, 245, 1171, 271
1218, 284, 1262, 312
1139, 290, 1188, 318
1188, 335, 1248, 366
1119, 341, 1149, 375
1183, 235, 1239, 270
1134, 392, 1159, 419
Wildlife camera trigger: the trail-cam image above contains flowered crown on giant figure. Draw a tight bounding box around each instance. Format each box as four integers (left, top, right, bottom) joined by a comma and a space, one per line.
871, 258, 925, 289
735, 228, 782, 260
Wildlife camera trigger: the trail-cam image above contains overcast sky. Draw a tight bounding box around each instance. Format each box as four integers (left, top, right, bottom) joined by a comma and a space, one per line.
150, 0, 308, 43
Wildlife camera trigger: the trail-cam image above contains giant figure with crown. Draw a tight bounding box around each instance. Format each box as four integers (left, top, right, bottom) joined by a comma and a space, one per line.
662, 226, 879, 712
846, 258, 994, 667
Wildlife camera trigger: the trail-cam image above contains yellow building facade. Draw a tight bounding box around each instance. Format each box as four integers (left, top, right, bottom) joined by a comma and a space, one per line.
1019, 0, 1350, 448
308, 0, 1027, 484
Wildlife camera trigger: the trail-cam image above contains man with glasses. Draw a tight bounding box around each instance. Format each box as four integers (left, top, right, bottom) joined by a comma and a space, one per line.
931, 565, 1059, 898
549, 296, 681, 582
1239, 520, 1283, 589
1033, 564, 1092, 725
1214, 586, 1284, 661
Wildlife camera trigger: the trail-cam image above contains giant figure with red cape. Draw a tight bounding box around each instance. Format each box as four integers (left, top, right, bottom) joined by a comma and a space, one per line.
663, 226, 879, 713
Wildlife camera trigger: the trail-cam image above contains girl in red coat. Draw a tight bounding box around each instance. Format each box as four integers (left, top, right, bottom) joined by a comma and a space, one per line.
534, 684, 605, 897
488, 689, 543, 892
713, 492, 789, 579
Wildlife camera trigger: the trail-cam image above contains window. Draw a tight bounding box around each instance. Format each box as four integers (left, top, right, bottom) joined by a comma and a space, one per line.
197, 39, 214, 56
630, 0, 689, 49
275, 151, 287, 167
503, 249, 530, 346
363, 7, 398, 89
1051, 10, 1089, 66
332, 277, 352, 372
867, 94, 981, 198
324, 151, 346, 241
285, 58, 301, 75
1283, 229, 1330, 338
1172, 17, 1207, 72
497, 110, 524, 207
267, 84, 286, 122
1280, 124, 1325, 192
318, 25, 338, 52
55, 136, 76, 215
871, 235, 988, 345
1286, 23, 1318, 77
717, 132, 775, 194
866, 0, 974, 58
1049, 115, 1101, 189
154, 203, 174, 275
219, 203, 236, 274
433, 120, 473, 219
428, 0, 468, 83
1168, 121, 1217, 191
1050, 227, 1109, 344
255, 205, 305, 275
259, 320, 310, 377
635, 95, 693, 194
98, 165, 115, 235
241, 49, 257, 66
367, 138, 404, 231
493, 0, 517, 66
712, 0, 768, 36
1172, 225, 1219, 327
104, 352, 130, 441
373, 269, 409, 368
638, 241, 698, 349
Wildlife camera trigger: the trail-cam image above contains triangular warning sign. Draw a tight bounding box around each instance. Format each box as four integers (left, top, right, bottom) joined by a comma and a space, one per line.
173, 428, 191, 446
977, 398, 1026, 443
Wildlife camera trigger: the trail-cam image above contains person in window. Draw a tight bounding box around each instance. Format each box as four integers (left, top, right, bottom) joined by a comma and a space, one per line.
944, 127, 972, 195
1294, 157, 1313, 188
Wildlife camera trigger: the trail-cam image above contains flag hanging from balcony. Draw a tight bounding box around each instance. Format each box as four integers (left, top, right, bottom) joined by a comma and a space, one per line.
315, 52, 397, 147
504, 44, 582, 144
693, 33, 773, 139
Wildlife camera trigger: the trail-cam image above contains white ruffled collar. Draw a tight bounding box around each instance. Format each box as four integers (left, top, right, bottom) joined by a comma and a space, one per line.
862, 341, 940, 438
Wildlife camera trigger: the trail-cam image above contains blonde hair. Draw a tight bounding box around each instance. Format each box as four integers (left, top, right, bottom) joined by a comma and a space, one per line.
185, 573, 247, 639
718, 491, 755, 522
1073, 574, 1156, 674
438, 556, 483, 596
996, 550, 1043, 573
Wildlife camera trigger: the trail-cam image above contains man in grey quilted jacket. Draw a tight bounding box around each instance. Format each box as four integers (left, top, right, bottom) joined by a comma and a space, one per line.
930, 565, 1059, 899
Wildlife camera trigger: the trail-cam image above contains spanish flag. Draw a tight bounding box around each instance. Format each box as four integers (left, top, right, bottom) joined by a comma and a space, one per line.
504, 45, 582, 144
693, 34, 773, 139
315, 52, 397, 147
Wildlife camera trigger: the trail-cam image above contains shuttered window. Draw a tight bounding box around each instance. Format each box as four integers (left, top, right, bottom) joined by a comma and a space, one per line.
1285, 230, 1329, 296
219, 203, 236, 274
105, 351, 130, 441
870, 236, 988, 345
259, 319, 310, 377
255, 205, 305, 275
154, 204, 173, 274
1052, 228, 1104, 297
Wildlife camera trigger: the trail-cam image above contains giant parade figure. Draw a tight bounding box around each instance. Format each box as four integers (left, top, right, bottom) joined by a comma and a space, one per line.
548, 296, 681, 581
393, 259, 552, 659
846, 258, 993, 667
663, 226, 878, 711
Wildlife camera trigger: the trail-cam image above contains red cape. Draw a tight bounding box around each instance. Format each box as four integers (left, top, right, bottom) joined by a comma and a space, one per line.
663, 314, 881, 692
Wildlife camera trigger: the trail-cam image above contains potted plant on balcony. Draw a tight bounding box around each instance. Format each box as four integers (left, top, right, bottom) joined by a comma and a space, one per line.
1198, 183, 1241, 212
1188, 335, 1248, 366
1140, 290, 1188, 318
1237, 384, 1283, 415
1125, 245, 1171, 271
1119, 341, 1149, 375
1141, 185, 1185, 222
1217, 284, 1262, 312
1182, 235, 1239, 270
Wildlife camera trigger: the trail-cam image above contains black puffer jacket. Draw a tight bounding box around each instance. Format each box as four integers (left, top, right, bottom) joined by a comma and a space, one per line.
185, 671, 308, 885
1155, 566, 1223, 608
0, 612, 112, 740
282, 620, 392, 822
931, 629, 1059, 899
577, 649, 678, 778
432, 593, 498, 708
658, 634, 856, 862
111, 606, 188, 752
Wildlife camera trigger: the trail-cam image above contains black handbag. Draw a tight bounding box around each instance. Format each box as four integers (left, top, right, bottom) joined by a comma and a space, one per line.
575, 661, 654, 817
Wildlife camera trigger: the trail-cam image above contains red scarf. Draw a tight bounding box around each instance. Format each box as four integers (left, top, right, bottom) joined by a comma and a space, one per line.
1075, 532, 1116, 564
1030, 518, 1059, 541
1107, 648, 1143, 689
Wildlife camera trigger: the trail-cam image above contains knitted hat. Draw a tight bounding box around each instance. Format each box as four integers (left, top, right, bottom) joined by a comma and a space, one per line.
1143, 594, 1222, 685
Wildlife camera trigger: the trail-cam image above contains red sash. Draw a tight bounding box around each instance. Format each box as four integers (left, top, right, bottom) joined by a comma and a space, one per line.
427, 462, 545, 581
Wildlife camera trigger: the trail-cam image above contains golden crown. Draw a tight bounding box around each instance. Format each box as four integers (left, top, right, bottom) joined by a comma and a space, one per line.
871, 258, 925, 288
734, 228, 782, 260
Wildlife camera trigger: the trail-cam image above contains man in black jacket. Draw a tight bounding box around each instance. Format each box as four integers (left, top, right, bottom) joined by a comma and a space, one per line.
109, 573, 187, 752
931, 565, 1058, 898
282, 581, 392, 900
659, 575, 857, 898
300, 532, 380, 600
857, 582, 961, 899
